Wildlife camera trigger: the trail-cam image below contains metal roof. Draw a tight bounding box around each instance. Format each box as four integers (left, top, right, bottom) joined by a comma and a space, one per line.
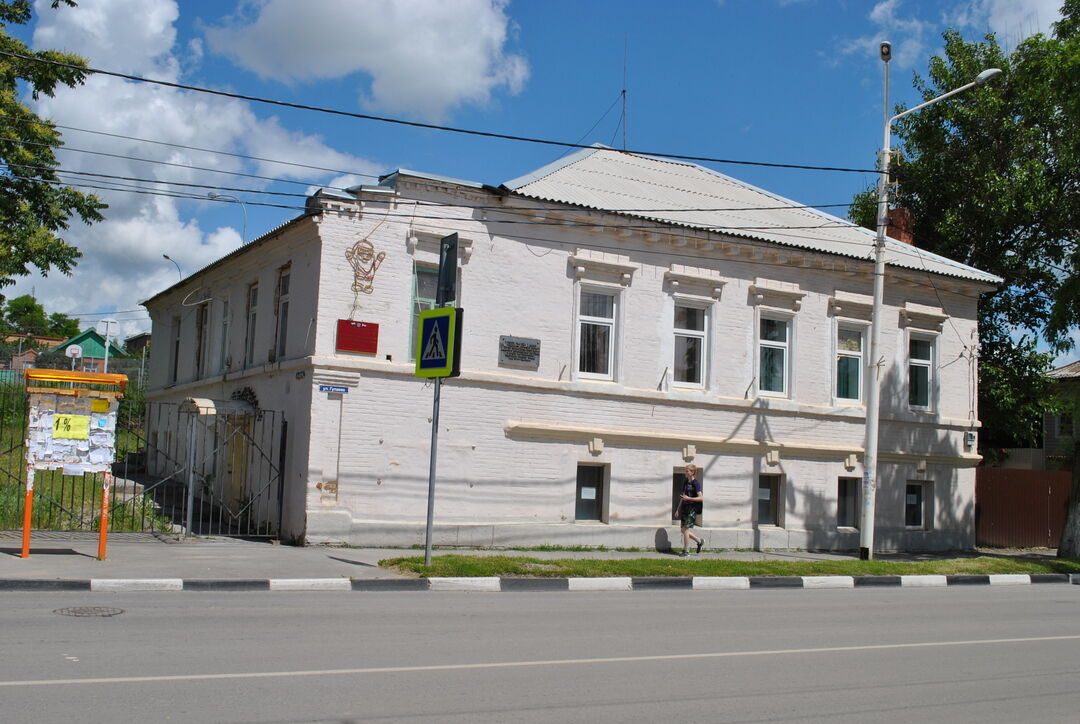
503, 146, 1001, 286
1048, 360, 1080, 379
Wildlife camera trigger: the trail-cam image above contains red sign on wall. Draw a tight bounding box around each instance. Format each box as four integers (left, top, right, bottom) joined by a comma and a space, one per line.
336, 320, 379, 354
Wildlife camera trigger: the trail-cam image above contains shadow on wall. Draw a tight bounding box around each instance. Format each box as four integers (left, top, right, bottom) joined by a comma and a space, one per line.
654, 527, 674, 553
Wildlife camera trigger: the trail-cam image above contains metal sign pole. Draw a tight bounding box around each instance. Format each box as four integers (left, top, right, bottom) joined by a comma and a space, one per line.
423, 376, 441, 565
20, 466, 34, 558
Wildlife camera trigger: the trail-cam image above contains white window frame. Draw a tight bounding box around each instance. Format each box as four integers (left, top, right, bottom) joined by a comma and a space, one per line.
410, 263, 439, 361
274, 266, 291, 361
169, 315, 181, 384
834, 323, 866, 404
244, 282, 258, 368
837, 476, 860, 529
217, 296, 231, 373
756, 312, 793, 398
905, 481, 933, 530
194, 301, 210, 379
672, 299, 709, 389
576, 285, 619, 381
757, 473, 783, 527
908, 333, 936, 411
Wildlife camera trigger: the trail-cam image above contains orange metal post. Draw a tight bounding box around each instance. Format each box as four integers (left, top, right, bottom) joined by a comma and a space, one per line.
20, 467, 34, 558
97, 471, 112, 560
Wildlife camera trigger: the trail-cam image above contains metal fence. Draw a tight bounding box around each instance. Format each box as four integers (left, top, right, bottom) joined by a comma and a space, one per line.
0, 383, 286, 538
975, 467, 1072, 548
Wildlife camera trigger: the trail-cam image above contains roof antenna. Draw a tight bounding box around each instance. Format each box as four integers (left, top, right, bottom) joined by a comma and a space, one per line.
621, 34, 629, 150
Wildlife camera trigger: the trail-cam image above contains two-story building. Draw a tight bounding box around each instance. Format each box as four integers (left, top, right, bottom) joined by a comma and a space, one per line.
142, 146, 999, 550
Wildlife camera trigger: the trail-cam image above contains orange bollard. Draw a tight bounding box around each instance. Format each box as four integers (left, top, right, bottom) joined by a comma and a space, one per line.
20, 467, 34, 558
97, 471, 111, 560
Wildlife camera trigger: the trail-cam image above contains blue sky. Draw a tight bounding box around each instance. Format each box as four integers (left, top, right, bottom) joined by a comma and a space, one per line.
7, 0, 1071, 358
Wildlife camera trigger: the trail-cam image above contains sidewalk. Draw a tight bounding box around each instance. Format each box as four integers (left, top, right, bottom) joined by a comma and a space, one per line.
1, 532, 401, 582
1, 532, 1068, 592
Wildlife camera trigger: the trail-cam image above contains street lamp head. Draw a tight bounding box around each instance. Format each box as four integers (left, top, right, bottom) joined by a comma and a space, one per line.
879, 41, 892, 63
975, 68, 1003, 85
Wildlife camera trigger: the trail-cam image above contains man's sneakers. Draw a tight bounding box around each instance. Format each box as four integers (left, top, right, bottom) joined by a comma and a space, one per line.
679, 549, 689, 557
696, 539, 704, 554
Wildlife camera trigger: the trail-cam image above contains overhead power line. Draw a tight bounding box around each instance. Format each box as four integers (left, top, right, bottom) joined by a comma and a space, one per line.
0, 50, 880, 175
0, 113, 383, 181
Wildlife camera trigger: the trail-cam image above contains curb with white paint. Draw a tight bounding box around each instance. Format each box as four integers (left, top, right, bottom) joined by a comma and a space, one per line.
0, 573, 1077, 593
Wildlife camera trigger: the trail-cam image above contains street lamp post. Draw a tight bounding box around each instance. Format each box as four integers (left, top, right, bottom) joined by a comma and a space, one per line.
860, 42, 1001, 560
98, 318, 118, 374
208, 192, 248, 243
163, 254, 182, 279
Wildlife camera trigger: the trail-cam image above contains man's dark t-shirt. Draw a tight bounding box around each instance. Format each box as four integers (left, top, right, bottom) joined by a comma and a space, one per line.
681, 479, 702, 515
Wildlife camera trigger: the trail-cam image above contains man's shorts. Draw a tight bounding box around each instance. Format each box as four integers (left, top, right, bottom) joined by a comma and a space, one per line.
680, 509, 697, 530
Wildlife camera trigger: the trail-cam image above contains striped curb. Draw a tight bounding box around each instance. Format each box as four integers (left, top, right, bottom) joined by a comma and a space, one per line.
0, 574, 1077, 592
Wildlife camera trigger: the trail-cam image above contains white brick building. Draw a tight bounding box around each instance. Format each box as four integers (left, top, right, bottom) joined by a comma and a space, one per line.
143, 147, 999, 551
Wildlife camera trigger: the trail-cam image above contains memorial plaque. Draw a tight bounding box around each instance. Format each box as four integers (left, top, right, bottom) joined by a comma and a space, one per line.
498, 336, 541, 369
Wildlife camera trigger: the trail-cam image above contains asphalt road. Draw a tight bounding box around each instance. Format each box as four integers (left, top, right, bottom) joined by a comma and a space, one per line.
2, 586, 1079, 723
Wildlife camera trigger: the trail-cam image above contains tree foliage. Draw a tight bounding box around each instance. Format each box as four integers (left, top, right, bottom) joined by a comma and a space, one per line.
0, 292, 77, 336
0, 0, 105, 297
850, 1, 1080, 447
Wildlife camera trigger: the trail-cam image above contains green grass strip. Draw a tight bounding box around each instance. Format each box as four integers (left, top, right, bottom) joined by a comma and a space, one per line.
380, 554, 1080, 579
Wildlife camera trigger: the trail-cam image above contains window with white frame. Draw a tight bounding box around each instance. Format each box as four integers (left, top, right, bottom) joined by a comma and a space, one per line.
837, 477, 859, 528
835, 326, 864, 402
274, 266, 290, 360
575, 464, 608, 522
194, 302, 210, 378
410, 264, 438, 360
908, 335, 935, 409
217, 297, 230, 373
905, 481, 933, 529
757, 474, 783, 526
169, 315, 181, 384
577, 288, 617, 379
673, 303, 707, 387
244, 282, 258, 367
758, 316, 790, 395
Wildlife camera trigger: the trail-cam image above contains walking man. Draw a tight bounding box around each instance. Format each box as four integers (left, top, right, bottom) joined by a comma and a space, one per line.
678, 463, 704, 556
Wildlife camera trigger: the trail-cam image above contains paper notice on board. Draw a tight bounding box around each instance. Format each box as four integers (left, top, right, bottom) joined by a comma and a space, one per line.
53, 414, 90, 440
88, 447, 114, 464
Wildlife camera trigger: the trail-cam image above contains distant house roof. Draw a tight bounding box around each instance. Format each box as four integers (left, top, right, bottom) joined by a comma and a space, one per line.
501, 145, 1002, 287
56, 329, 126, 359
1048, 360, 1080, 379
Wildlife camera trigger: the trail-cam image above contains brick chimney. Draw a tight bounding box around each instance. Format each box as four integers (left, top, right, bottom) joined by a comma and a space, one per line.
886, 208, 915, 245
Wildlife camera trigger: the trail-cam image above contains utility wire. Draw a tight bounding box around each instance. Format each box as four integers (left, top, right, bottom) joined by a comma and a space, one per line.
0, 50, 880, 175
0, 113, 383, 181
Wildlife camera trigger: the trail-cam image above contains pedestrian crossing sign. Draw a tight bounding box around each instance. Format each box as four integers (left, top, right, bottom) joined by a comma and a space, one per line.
415, 307, 462, 378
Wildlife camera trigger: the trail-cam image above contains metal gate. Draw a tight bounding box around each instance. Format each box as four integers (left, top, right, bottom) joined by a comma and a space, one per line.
975, 467, 1072, 548
0, 389, 286, 539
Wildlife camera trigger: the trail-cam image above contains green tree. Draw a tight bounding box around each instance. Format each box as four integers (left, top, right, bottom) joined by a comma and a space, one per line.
47, 310, 78, 337
0, 0, 105, 296
3, 292, 48, 333
851, 2, 1080, 554
849, 3, 1079, 443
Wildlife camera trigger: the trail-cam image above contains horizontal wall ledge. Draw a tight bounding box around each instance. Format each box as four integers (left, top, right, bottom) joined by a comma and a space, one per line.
504, 420, 981, 467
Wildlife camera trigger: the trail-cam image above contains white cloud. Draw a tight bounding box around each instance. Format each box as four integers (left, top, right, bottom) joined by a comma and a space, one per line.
204, 0, 529, 121
836, 0, 934, 68
11, 0, 384, 339
949, 0, 1062, 44
835, 0, 1062, 70
32, 0, 181, 78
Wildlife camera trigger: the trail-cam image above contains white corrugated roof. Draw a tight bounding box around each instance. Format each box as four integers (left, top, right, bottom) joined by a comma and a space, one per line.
503, 146, 1000, 286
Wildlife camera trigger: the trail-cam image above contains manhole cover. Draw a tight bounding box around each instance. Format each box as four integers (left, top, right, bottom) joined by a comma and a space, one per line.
53, 607, 124, 618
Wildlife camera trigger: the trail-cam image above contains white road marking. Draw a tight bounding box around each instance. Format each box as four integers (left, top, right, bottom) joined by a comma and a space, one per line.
4, 634, 1080, 688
